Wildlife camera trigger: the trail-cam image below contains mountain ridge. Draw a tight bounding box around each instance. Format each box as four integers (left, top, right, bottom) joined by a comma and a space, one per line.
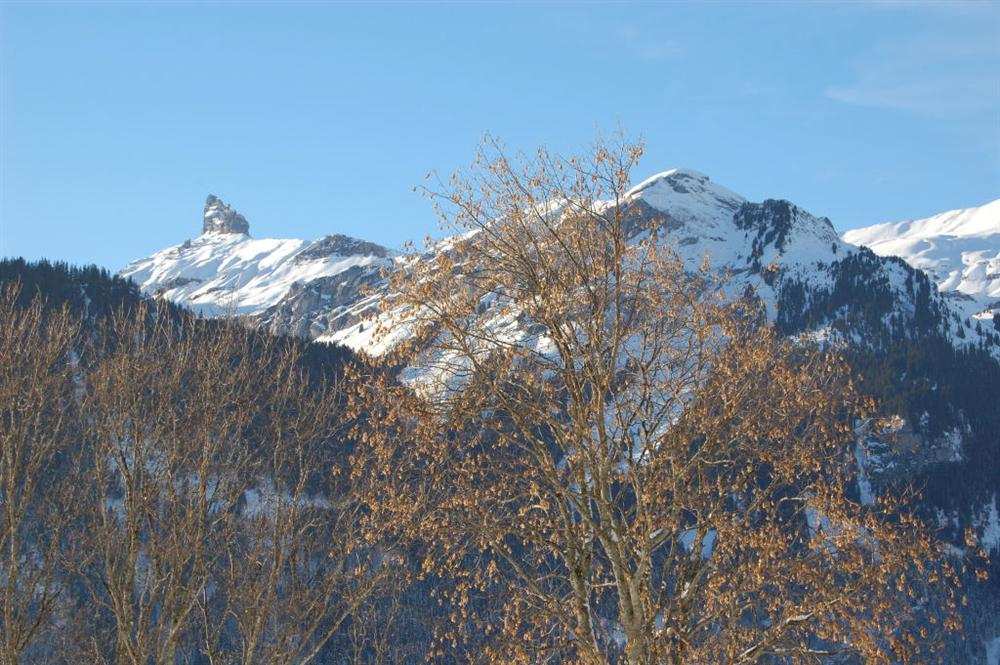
843, 198, 1000, 321
119, 174, 1000, 360
120, 194, 392, 321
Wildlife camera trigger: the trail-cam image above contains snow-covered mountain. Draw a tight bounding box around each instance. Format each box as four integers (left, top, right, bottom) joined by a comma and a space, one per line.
843, 199, 1000, 320
320, 169, 997, 358
120, 195, 392, 338
121, 174, 999, 359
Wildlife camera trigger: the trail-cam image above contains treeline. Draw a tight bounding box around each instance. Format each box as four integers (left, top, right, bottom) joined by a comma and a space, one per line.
0, 258, 148, 319
0, 258, 355, 384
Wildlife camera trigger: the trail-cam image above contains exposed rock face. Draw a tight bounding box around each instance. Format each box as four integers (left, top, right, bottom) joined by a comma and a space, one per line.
202, 195, 250, 235
255, 265, 385, 338
295, 234, 390, 262
735, 199, 836, 260
618, 198, 685, 239
152, 276, 202, 297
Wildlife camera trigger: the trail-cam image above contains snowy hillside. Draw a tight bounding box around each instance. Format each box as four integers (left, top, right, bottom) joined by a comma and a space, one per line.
319, 169, 996, 357
322, 169, 840, 351
843, 199, 1000, 319
120, 175, 999, 360
120, 195, 392, 328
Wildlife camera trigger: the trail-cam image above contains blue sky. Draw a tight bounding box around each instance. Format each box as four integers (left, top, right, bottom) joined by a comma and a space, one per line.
1, 1, 997, 269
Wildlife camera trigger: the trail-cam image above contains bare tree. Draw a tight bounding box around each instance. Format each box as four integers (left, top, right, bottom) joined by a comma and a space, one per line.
70, 309, 267, 664
199, 340, 402, 665
0, 285, 83, 665
69, 306, 399, 665
358, 136, 967, 664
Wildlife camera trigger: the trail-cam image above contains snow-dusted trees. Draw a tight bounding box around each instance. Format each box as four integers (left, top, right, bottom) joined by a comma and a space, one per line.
356, 136, 968, 664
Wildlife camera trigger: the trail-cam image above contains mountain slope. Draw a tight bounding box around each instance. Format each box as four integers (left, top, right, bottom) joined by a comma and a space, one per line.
120, 195, 392, 330
320, 169, 997, 359
843, 199, 1000, 320
119, 176, 1000, 365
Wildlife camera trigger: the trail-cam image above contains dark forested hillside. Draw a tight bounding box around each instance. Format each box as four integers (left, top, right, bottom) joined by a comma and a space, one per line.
0, 258, 434, 664
772, 249, 1000, 660
775, 249, 1000, 535
0, 258, 148, 317
775, 251, 1000, 511
0, 257, 357, 383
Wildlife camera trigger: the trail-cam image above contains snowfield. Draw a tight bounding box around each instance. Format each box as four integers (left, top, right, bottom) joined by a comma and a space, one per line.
120, 203, 392, 318
844, 198, 1000, 319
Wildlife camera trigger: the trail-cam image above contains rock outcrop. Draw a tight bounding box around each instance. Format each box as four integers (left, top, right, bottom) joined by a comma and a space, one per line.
202, 194, 250, 235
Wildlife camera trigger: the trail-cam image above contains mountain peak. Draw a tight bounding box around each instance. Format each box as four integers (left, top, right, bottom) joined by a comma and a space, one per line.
628, 168, 712, 196
203, 194, 250, 235
844, 198, 1000, 247
625, 167, 746, 235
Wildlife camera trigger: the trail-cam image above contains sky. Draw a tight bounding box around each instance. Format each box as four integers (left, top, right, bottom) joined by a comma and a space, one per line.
1, 1, 998, 270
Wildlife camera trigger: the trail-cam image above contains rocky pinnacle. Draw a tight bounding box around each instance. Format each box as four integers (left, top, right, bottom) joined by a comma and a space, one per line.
203, 194, 250, 235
